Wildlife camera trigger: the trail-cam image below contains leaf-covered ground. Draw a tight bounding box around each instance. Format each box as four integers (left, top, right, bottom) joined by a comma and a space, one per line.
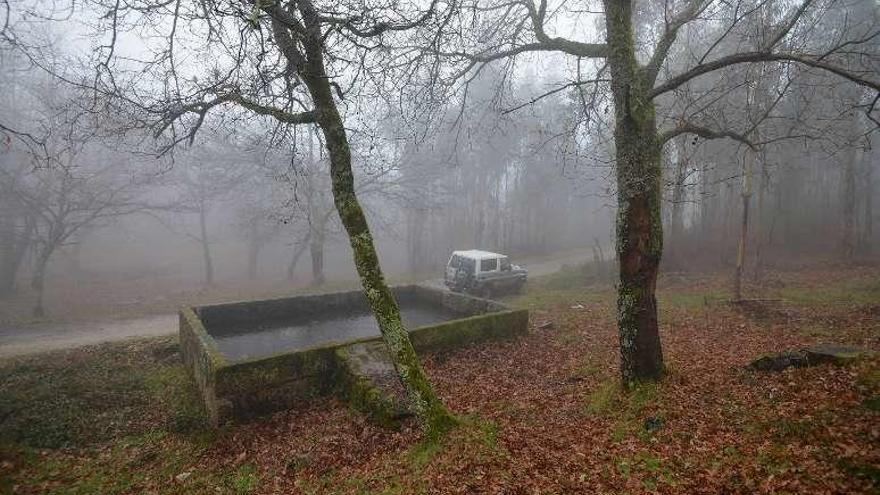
2, 263, 879, 494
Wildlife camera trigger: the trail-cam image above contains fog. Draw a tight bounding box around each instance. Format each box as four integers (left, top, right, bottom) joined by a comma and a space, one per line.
2, 0, 880, 491
0, 0, 877, 324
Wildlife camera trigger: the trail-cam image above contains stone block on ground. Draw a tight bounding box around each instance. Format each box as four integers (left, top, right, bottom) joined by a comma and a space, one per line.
747, 345, 874, 372
803, 344, 873, 366
336, 341, 411, 426
746, 350, 809, 372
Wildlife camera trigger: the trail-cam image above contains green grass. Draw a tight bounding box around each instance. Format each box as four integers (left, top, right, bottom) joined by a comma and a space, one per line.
0, 337, 206, 449
776, 277, 880, 307
658, 289, 727, 310
0, 336, 218, 494
583, 378, 664, 442
506, 269, 615, 312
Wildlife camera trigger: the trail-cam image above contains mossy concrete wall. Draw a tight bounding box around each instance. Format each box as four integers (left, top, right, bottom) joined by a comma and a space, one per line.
179, 285, 528, 426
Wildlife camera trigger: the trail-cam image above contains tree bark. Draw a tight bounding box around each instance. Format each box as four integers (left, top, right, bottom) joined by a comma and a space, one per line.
246, 223, 260, 280
733, 149, 754, 300
667, 136, 689, 266
0, 201, 32, 297
310, 229, 325, 285
862, 152, 873, 253
605, 0, 665, 384
841, 145, 857, 260
198, 201, 214, 286
287, 231, 311, 281
31, 249, 51, 317
286, 4, 456, 437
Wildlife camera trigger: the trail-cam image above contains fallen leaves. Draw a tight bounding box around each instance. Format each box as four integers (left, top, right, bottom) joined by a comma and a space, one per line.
4, 265, 880, 494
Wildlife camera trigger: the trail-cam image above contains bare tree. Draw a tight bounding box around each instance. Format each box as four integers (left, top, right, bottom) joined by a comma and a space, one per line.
429, 0, 880, 383
14, 0, 460, 435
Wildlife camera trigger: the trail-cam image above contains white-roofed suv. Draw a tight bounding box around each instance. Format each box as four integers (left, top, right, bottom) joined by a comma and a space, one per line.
444, 250, 527, 297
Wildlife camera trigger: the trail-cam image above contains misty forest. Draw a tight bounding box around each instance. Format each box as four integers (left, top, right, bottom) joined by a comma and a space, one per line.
1, 0, 879, 492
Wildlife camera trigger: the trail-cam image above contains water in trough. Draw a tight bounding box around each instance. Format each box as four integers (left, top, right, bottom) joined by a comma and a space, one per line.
211, 302, 460, 361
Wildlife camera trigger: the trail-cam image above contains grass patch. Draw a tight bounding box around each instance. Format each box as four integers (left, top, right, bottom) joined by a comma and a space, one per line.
0, 337, 205, 449
615, 451, 674, 490
838, 459, 880, 487
659, 289, 727, 310
776, 277, 880, 307
225, 463, 259, 494
570, 358, 604, 382
585, 380, 618, 415
504, 261, 615, 311
584, 379, 664, 442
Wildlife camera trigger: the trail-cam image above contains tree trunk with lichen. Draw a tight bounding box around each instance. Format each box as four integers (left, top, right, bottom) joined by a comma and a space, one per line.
605, 0, 665, 384
286, 4, 457, 437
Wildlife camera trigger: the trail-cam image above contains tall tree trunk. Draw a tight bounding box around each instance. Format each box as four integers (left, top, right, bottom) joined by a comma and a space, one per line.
605, 0, 665, 384
286, 7, 456, 437
407, 208, 426, 274
198, 201, 214, 286
310, 229, 325, 286
862, 153, 873, 253
733, 149, 754, 301
287, 231, 311, 281
841, 146, 857, 260
0, 213, 19, 296
753, 163, 768, 281
667, 136, 689, 266
247, 223, 260, 280
31, 249, 51, 317
0, 205, 32, 297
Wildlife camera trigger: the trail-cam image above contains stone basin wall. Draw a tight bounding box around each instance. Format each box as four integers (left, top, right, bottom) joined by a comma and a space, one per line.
180, 285, 528, 426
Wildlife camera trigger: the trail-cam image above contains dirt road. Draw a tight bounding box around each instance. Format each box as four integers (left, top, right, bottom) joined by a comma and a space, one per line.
0, 250, 591, 358
0, 314, 178, 358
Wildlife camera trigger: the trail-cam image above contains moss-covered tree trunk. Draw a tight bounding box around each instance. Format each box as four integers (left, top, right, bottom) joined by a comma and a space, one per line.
604, 0, 664, 383
278, 2, 457, 437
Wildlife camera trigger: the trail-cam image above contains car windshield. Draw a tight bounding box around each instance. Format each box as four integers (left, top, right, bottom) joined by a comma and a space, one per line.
448, 255, 461, 268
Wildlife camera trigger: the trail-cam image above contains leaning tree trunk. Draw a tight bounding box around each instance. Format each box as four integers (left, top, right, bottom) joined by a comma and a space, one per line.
605, 0, 665, 384
286, 8, 456, 437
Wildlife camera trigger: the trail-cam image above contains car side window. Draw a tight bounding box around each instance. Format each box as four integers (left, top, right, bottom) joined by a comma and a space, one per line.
480, 258, 498, 272
449, 255, 460, 269
499, 257, 511, 271
461, 258, 476, 273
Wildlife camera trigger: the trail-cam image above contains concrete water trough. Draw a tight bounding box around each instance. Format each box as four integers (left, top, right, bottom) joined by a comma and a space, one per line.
180, 284, 529, 426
